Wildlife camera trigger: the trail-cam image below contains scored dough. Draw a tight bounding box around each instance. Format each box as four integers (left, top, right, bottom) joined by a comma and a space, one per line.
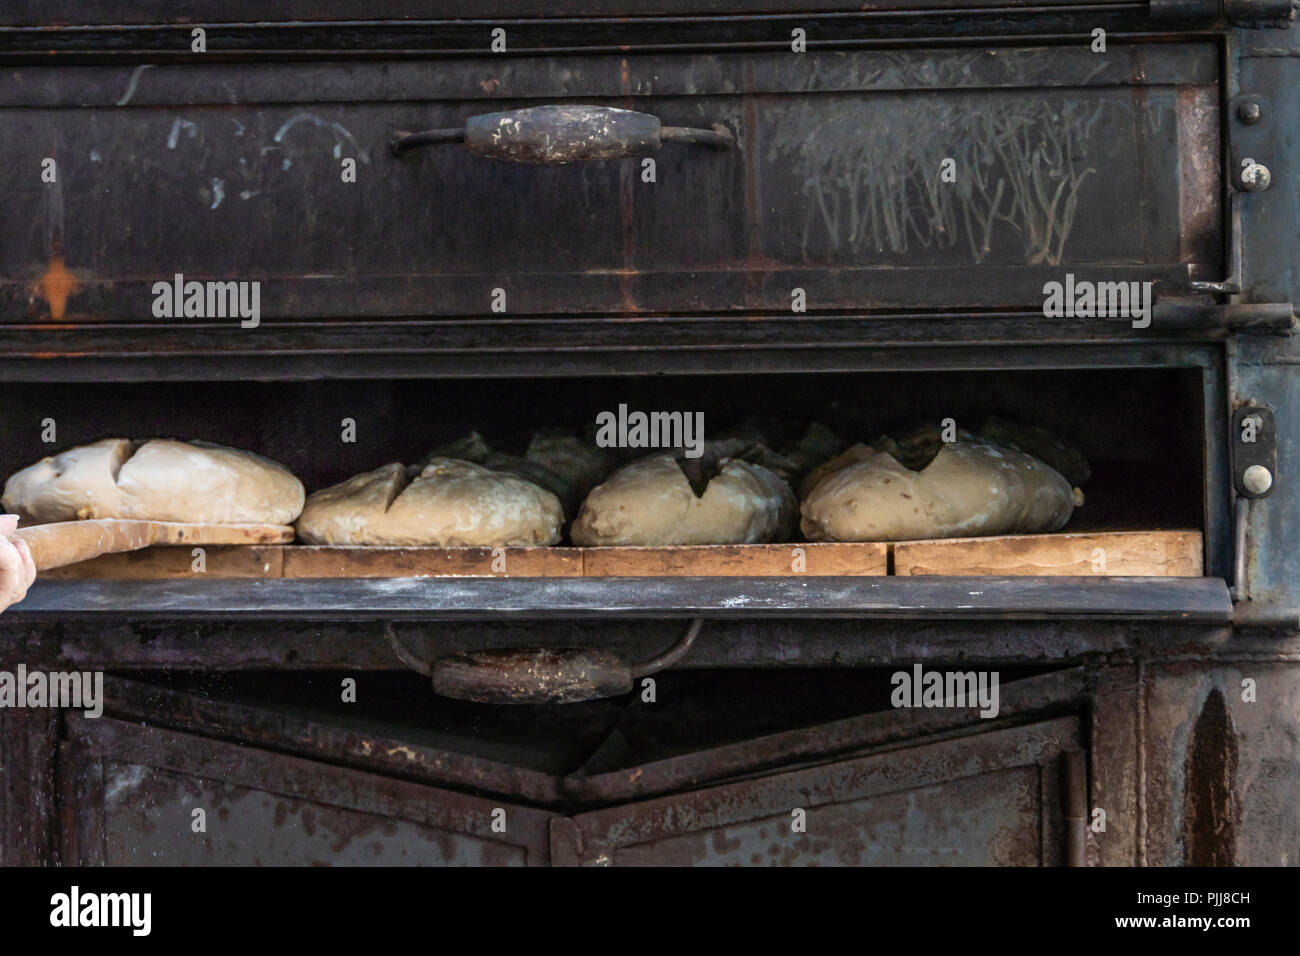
570, 454, 796, 547
2, 438, 305, 526
800, 440, 1077, 542
296, 458, 564, 547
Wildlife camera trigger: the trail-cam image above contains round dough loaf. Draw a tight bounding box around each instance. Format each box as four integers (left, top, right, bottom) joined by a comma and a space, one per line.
800, 440, 1076, 542
296, 458, 564, 547
570, 454, 796, 546
2, 438, 304, 525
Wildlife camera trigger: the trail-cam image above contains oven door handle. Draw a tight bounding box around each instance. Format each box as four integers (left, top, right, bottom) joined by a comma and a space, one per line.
386, 618, 704, 704
391, 105, 733, 163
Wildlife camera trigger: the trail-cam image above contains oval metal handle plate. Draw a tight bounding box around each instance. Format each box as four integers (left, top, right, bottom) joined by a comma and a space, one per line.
392, 105, 733, 164
386, 619, 704, 704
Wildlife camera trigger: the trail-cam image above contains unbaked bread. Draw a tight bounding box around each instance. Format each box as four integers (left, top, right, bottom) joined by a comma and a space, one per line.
296, 458, 563, 547
525, 431, 611, 502
570, 453, 796, 546
2, 438, 304, 526
800, 440, 1077, 542
420, 430, 608, 520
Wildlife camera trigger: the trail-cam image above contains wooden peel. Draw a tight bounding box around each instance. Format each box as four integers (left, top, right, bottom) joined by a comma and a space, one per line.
13, 519, 295, 571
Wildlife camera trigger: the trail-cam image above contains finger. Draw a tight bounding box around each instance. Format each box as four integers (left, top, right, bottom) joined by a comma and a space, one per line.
14, 538, 35, 590
0, 537, 19, 577
0, 514, 17, 538
0, 539, 20, 606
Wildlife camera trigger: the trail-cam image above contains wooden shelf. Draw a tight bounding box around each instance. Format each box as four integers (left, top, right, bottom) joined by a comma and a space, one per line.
40, 531, 1200, 580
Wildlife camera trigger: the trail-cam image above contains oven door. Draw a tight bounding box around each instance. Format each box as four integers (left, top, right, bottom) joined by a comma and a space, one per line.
2, 42, 1219, 324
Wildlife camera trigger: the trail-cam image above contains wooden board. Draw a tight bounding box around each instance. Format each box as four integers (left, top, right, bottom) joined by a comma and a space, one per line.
42, 546, 285, 580
582, 542, 888, 577
16, 519, 295, 571
40, 532, 1201, 580
281, 546, 583, 579
892, 531, 1203, 577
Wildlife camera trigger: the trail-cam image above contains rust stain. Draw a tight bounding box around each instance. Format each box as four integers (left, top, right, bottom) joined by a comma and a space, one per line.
33, 254, 77, 321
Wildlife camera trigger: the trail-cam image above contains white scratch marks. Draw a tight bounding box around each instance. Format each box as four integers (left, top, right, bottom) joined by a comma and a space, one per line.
272, 112, 371, 163
209, 178, 225, 209
115, 64, 153, 106
166, 117, 198, 149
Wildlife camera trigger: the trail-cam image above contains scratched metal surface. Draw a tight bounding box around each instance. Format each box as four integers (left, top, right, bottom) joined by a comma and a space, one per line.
1, 45, 1218, 322
603, 768, 1045, 866
102, 763, 526, 866
0, 0, 1155, 23
559, 716, 1079, 865
0, 5, 1210, 58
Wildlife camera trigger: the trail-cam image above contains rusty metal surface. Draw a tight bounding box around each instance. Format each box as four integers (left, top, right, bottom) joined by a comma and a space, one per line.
0, 6, 1203, 61
614, 768, 1045, 866
1, 45, 1219, 323
1140, 662, 1300, 866
0, 707, 59, 865
3, 575, 1236, 622
463, 106, 666, 163
91, 670, 1087, 809
0, 0, 1161, 24
6, 617, 1271, 673
433, 648, 634, 704
566, 667, 1088, 802
102, 763, 529, 866
561, 716, 1081, 865
64, 715, 556, 866
98, 676, 568, 805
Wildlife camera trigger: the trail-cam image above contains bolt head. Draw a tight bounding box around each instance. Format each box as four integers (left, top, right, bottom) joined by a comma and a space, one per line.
1243, 464, 1273, 495
1241, 162, 1272, 193
1238, 101, 1262, 124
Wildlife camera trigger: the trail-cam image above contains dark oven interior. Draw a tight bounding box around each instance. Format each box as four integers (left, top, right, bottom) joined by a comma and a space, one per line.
0, 366, 1209, 546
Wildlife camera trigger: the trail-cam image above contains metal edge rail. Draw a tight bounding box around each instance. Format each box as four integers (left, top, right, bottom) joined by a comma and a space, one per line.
6, 575, 1234, 622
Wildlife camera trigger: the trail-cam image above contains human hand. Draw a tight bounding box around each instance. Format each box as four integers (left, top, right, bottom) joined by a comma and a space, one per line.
0, 514, 36, 611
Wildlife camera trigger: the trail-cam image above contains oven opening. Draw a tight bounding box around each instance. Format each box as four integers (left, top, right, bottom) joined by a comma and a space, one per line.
0, 367, 1210, 570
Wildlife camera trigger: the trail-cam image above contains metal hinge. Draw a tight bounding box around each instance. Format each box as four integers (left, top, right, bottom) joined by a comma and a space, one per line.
1228, 407, 1292, 628
1181, 98, 1295, 330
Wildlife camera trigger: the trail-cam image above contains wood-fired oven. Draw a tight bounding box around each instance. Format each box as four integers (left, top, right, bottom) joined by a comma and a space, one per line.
1, 1, 1298, 867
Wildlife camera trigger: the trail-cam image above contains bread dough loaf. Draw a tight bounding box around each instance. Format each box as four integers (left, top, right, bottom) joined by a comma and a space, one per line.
2, 438, 304, 525
571, 454, 796, 546
525, 431, 610, 501
296, 458, 563, 547
799, 442, 877, 499
800, 440, 1076, 542
420, 430, 605, 520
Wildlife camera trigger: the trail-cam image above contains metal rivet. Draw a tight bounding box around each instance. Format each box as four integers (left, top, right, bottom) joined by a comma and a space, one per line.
1243, 464, 1273, 495
1241, 162, 1272, 193
1238, 101, 1262, 124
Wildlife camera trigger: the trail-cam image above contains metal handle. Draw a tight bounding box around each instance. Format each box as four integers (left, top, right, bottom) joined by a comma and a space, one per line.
392, 105, 733, 164
386, 618, 704, 704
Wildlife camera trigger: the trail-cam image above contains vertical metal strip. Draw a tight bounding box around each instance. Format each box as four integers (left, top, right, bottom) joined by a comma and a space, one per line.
1061, 750, 1088, 867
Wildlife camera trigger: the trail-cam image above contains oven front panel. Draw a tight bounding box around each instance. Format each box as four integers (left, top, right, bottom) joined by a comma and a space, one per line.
3, 43, 1220, 324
